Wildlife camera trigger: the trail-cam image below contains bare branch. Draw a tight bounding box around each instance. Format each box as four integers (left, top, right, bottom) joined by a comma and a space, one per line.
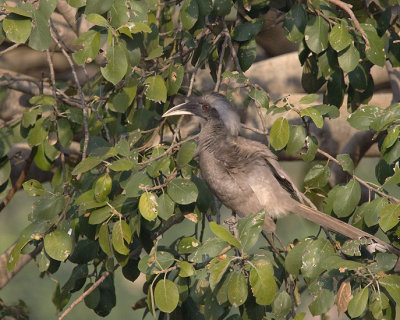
317, 148, 400, 203
58, 271, 110, 320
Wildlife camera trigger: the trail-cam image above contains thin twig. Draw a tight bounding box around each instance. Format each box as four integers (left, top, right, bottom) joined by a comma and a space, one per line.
214, 36, 229, 93
140, 171, 178, 191
317, 148, 400, 203
222, 21, 243, 74
326, 0, 369, 45
58, 271, 110, 320
139, 133, 199, 166
0, 43, 21, 57
50, 24, 89, 161
89, 103, 112, 144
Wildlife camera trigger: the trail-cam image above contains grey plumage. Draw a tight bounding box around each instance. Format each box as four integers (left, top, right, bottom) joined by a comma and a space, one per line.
163, 93, 399, 254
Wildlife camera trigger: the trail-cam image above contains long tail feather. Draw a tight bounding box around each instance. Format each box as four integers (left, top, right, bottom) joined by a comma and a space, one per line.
291, 202, 400, 256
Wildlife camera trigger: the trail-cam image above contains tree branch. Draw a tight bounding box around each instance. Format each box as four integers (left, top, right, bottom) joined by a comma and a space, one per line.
326, 0, 369, 45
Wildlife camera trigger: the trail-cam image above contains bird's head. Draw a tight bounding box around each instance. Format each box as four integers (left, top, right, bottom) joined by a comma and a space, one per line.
162, 93, 240, 136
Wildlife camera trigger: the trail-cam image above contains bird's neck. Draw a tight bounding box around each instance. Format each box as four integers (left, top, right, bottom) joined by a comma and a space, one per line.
199, 120, 236, 154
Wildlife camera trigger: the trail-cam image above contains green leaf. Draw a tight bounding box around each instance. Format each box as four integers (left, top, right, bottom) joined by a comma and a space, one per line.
29, 11, 52, 51
249, 259, 276, 305
348, 64, 368, 91
178, 237, 200, 254
212, 0, 232, 16
384, 162, 400, 187
188, 238, 229, 263
333, 179, 361, 217
44, 229, 73, 261
286, 125, 306, 155
379, 275, 400, 306
71, 156, 102, 175
23, 179, 46, 197
283, 4, 306, 42
86, 13, 109, 27
108, 78, 137, 113
270, 117, 289, 150
228, 272, 248, 307
124, 170, 153, 197
209, 222, 241, 249
369, 291, 389, 320
249, 88, 269, 109
143, 75, 167, 103
304, 16, 329, 54
301, 136, 318, 162
338, 45, 359, 73
177, 261, 194, 277
302, 55, 326, 93
154, 279, 179, 313
180, 0, 198, 30
347, 105, 382, 130
84, 0, 112, 14
348, 287, 369, 318
299, 93, 319, 104
237, 210, 264, 251
3, 16, 32, 43
27, 117, 49, 146
337, 154, 354, 174
301, 107, 323, 128
209, 256, 232, 290
272, 291, 291, 319
167, 178, 198, 205
98, 224, 112, 256
101, 43, 128, 85
3, 5, 33, 17
379, 203, 400, 232
72, 30, 101, 65
31, 194, 65, 221
112, 220, 131, 255
94, 174, 112, 202
309, 289, 335, 316
304, 163, 330, 188
360, 197, 388, 227
285, 239, 311, 276
232, 19, 264, 42
329, 23, 352, 52
109, 158, 134, 171
89, 207, 112, 225
138, 192, 158, 221
238, 39, 257, 72
157, 193, 174, 220
166, 64, 184, 96
57, 118, 73, 148
177, 141, 197, 168
363, 24, 386, 67
301, 238, 335, 280
382, 126, 400, 153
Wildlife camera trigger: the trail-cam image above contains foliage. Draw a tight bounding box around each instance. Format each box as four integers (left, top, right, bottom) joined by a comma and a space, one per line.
1, 0, 400, 319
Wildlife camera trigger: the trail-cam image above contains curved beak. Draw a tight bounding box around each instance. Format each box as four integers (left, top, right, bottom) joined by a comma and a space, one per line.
162, 102, 201, 118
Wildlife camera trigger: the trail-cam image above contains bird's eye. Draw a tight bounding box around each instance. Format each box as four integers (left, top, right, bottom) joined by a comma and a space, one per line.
202, 104, 209, 111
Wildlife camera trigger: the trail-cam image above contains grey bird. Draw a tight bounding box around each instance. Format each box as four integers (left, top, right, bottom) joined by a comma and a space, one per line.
163, 93, 399, 255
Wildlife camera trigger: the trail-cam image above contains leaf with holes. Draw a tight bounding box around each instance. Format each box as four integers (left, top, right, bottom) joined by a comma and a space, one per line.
138, 192, 158, 221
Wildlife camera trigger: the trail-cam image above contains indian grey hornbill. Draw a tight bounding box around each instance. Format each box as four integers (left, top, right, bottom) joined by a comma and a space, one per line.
163, 92, 399, 255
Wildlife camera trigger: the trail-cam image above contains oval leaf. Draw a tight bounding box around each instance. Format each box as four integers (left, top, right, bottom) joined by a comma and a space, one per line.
154, 279, 179, 313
